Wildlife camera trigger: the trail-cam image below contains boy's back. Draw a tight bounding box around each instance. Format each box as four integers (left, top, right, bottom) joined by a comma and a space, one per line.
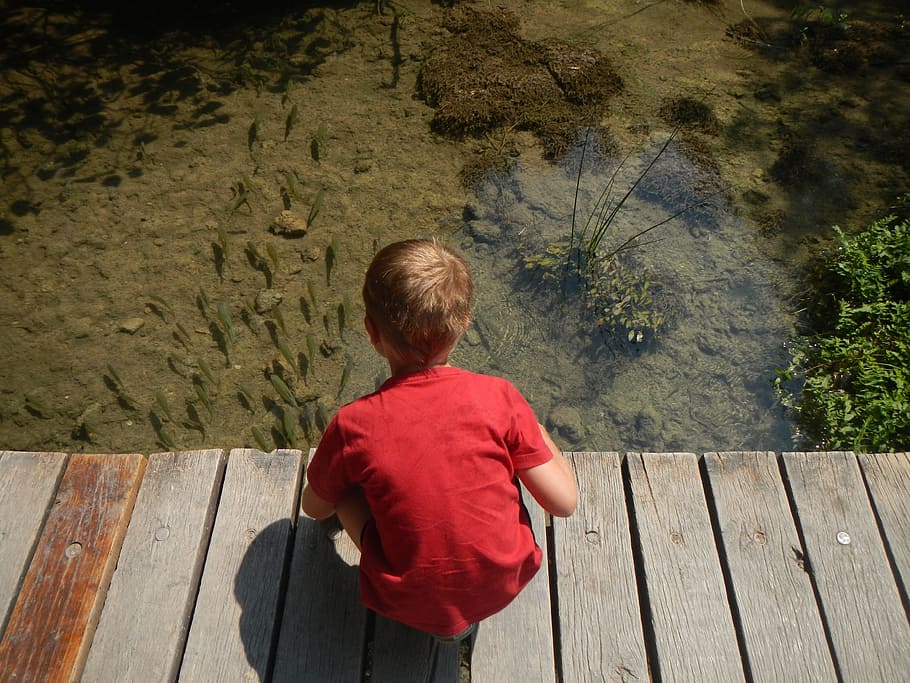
307, 366, 551, 636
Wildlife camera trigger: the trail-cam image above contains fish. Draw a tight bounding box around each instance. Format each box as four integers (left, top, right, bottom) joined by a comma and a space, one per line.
157, 427, 178, 451
306, 332, 317, 369
248, 112, 263, 152
148, 294, 173, 319
251, 425, 271, 452
266, 243, 280, 271
194, 381, 214, 417
246, 241, 265, 267
277, 337, 298, 375
299, 297, 312, 324
307, 189, 324, 228
337, 355, 353, 399
236, 383, 256, 412
284, 104, 298, 142
217, 303, 237, 344
281, 407, 298, 447
315, 401, 329, 432
197, 357, 217, 386
272, 305, 287, 335
155, 391, 176, 423
216, 225, 230, 257
270, 374, 300, 409
337, 301, 346, 338
282, 170, 304, 201
197, 288, 211, 317
174, 322, 193, 347
300, 403, 313, 440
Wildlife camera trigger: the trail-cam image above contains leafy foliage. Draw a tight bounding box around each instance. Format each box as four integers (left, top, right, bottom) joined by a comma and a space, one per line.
777, 215, 910, 451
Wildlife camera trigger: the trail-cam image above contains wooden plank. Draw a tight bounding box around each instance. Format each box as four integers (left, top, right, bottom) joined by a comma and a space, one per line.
0, 451, 68, 635
82, 449, 227, 682
372, 615, 460, 683
178, 448, 304, 683
272, 450, 366, 683
0, 453, 145, 682
858, 452, 910, 616
627, 452, 745, 682
704, 452, 837, 682
782, 451, 910, 680
551, 452, 648, 683
471, 487, 556, 682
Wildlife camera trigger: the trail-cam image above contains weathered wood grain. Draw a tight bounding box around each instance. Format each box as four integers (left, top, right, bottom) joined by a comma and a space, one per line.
272, 450, 366, 683
782, 451, 910, 681
471, 487, 556, 682
0, 451, 68, 635
704, 451, 837, 682
858, 452, 910, 616
178, 449, 304, 683
552, 452, 648, 683
627, 452, 745, 682
81, 449, 227, 683
371, 616, 460, 682
0, 453, 145, 683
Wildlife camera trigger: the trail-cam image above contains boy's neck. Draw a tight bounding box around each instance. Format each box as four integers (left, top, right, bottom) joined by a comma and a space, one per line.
389, 358, 451, 377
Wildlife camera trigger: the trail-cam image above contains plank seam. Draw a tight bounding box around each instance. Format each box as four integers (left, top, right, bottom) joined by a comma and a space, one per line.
857, 455, 910, 628
545, 518, 565, 683
698, 454, 755, 683
776, 453, 844, 683
172, 450, 229, 681
622, 453, 661, 683
362, 609, 376, 682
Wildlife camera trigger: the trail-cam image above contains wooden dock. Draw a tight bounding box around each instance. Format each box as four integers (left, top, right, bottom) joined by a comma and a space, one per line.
1, 449, 909, 682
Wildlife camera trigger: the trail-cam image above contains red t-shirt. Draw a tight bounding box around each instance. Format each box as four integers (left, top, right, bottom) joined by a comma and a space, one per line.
306, 366, 553, 636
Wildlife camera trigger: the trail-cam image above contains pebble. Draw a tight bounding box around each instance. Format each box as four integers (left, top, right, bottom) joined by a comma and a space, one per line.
118, 317, 145, 334
255, 288, 283, 314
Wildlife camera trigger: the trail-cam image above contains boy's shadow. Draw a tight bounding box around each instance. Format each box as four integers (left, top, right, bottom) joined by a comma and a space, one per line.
235, 516, 365, 682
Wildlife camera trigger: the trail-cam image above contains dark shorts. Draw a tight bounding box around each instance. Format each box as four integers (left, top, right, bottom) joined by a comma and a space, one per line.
432, 622, 478, 644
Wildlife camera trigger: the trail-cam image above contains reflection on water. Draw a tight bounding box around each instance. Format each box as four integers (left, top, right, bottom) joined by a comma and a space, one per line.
453, 134, 797, 452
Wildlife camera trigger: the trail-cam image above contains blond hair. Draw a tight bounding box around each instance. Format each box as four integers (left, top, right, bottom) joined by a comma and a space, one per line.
362, 239, 474, 365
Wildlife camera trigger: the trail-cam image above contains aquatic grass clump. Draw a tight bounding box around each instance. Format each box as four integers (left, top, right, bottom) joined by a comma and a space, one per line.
523, 128, 716, 344
776, 215, 910, 452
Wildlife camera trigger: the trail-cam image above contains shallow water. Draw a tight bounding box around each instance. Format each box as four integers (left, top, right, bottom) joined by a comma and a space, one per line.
1, 0, 907, 453
453, 135, 797, 452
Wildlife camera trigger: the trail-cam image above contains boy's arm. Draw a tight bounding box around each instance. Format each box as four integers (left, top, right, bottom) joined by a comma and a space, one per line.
517, 423, 578, 518
301, 484, 335, 520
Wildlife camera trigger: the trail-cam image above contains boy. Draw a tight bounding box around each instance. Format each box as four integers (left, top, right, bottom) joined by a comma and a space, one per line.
301, 238, 577, 641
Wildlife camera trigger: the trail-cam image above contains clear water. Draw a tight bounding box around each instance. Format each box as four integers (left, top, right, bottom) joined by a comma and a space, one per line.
1, 1, 907, 454
452, 134, 797, 452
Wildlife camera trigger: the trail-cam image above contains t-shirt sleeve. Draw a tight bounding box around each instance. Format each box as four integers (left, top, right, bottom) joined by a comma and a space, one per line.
306, 413, 354, 505
505, 384, 554, 471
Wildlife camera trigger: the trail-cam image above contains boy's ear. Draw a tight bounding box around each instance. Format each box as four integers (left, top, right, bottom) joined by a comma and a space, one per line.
364, 315, 381, 345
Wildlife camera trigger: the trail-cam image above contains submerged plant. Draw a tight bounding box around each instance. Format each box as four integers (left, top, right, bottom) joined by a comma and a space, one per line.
523, 128, 716, 343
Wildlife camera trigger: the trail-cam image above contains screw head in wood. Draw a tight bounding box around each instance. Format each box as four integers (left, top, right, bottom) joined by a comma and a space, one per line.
836, 531, 851, 545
